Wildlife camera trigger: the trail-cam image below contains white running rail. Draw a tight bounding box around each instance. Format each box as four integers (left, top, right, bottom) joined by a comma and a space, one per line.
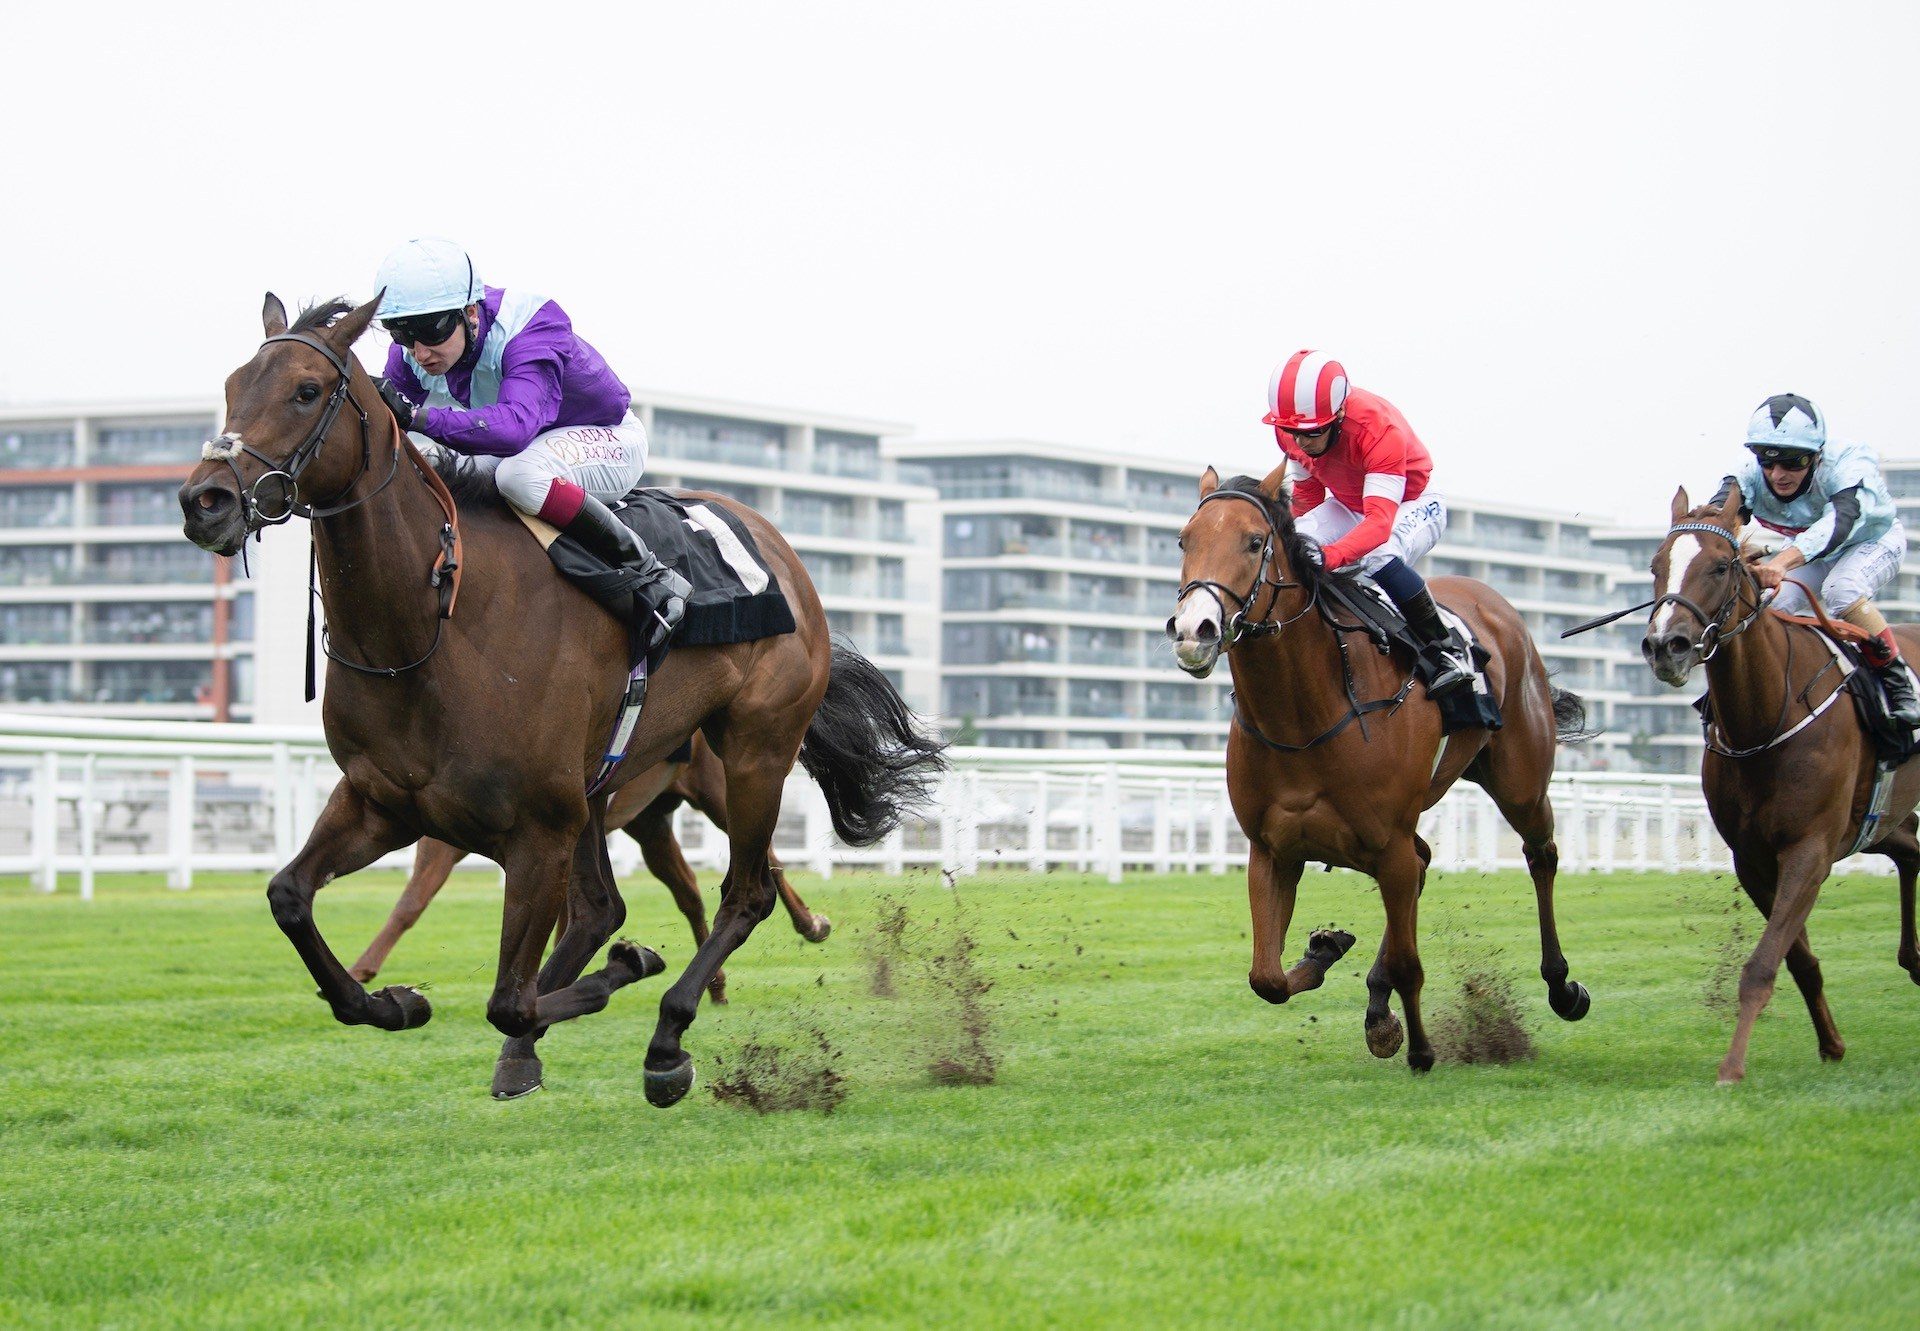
0, 712, 1888, 897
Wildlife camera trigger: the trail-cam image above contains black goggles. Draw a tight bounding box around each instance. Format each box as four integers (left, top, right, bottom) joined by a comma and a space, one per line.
382, 309, 466, 348
1749, 447, 1816, 472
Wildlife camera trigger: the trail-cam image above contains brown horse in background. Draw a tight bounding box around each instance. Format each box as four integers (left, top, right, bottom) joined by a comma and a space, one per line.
1643, 489, 1920, 1083
1167, 467, 1593, 1070
180, 294, 943, 1103
347, 733, 832, 1005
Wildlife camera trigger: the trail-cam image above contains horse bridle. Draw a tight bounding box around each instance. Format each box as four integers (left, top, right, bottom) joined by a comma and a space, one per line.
216, 331, 400, 530
1171, 488, 1318, 645
1650, 520, 1767, 662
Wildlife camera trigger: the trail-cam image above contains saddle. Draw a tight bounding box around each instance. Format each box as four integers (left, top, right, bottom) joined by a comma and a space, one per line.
1319, 574, 1504, 736
516, 488, 798, 792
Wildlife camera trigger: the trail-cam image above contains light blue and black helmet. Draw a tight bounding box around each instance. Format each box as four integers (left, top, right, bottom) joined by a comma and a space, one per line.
1745, 393, 1826, 464
375, 238, 482, 319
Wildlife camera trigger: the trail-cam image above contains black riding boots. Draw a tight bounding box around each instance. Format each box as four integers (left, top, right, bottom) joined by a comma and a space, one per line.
560, 496, 691, 657
1395, 587, 1473, 697
1865, 629, 1920, 729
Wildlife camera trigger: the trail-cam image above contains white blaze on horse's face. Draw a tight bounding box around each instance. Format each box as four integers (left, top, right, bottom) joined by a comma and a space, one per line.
1169, 585, 1225, 677
1646, 533, 1705, 686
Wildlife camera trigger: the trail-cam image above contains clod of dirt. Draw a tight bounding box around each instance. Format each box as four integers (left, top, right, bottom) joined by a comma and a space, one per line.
1431, 969, 1536, 1065
707, 1028, 848, 1114
924, 923, 998, 1086
865, 897, 912, 998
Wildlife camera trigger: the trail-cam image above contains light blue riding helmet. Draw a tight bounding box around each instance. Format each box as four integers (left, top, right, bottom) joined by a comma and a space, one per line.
1745, 393, 1826, 460
375, 238, 483, 318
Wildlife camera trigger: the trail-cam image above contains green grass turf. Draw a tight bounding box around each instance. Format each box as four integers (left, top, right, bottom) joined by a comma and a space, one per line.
3, 863, 1918, 1329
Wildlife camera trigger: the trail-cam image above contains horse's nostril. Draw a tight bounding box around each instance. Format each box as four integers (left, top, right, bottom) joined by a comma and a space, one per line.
1666, 633, 1691, 657
1197, 620, 1219, 643
198, 491, 222, 511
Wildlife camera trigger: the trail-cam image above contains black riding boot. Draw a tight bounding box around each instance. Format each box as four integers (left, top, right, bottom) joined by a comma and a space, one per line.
1867, 631, 1920, 729
1393, 586, 1473, 697
561, 495, 691, 656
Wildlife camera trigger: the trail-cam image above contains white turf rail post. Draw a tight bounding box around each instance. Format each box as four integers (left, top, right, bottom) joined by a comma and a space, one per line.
0, 712, 1898, 890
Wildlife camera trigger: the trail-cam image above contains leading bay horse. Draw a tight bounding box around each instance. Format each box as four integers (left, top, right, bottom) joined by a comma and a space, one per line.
1643, 489, 1920, 1083
180, 294, 944, 1103
1167, 467, 1594, 1070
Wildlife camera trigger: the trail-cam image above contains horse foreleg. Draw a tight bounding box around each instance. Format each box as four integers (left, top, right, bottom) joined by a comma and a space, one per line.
1370, 842, 1432, 1072
628, 810, 726, 1004
267, 782, 427, 1032
644, 760, 787, 1108
1247, 848, 1352, 1005
1721, 841, 1833, 1084
349, 837, 467, 983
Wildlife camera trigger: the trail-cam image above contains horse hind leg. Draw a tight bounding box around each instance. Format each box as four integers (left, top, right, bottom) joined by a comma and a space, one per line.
349, 837, 465, 983
1482, 773, 1592, 1022
1879, 815, 1920, 983
686, 750, 830, 943
627, 807, 727, 1005
1784, 928, 1844, 1063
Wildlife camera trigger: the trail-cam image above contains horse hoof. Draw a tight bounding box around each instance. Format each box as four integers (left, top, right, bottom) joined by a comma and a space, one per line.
1549, 980, 1592, 1022
491, 1056, 544, 1100
708, 983, 730, 1006
608, 941, 666, 986
1366, 1013, 1404, 1059
374, 985, 433, 1030
644, 1055, 696, 1108
802, 913, 833, 944
1408, 1048, 1435, 1074
1820, 1044, 1846, 1063
1305, 928, 1357, 969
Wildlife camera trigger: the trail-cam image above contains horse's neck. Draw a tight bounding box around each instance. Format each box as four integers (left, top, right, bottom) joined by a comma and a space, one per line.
1229, 597, 1361, 735
311, 428, 447, 667
1703, 612, 1803, 744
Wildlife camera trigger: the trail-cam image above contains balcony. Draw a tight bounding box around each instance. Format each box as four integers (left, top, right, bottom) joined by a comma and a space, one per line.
655, 434, 789, 471
1067, 646, 1136, 668
1069, 539, 1139, 564
1144, 701, 1218, 722
0, 438, 76, 471
811, 451, 881, 481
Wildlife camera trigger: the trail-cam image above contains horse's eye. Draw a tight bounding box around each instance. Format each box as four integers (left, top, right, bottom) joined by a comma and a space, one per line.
1176, 536, 1185, 551
1713, 561, 1731, 575
294, 382, 321, 405
1246, 535, 1262, 552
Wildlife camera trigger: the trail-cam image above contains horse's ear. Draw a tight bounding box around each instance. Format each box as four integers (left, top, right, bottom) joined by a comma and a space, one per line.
1257, 462, 1289, 502
1715, 483, 1743, 529
324, 293, 384, 348
1199, 466, 1220, 499
262, 293, 288, 337
1669, 486, 1690, 524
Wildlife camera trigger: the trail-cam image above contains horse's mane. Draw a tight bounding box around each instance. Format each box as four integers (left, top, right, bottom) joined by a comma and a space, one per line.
1219, 474, 1343, 592
292, 297, 355, 334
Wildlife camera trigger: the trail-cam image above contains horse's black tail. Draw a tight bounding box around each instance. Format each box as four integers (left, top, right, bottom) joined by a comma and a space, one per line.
799, 643, 949, 846
1552, 687, 1601, 744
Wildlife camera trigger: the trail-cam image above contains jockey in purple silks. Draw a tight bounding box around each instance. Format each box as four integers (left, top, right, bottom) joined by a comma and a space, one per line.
373, 237, 689, 651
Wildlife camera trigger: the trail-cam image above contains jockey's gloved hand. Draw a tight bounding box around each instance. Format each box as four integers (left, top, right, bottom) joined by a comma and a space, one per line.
375, 378, 415, 432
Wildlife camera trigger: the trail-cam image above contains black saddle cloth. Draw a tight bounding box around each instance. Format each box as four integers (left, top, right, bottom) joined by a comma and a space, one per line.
545, 488, 797, 647
1840, 644, 1920, 764
1319, 573, 1502, 735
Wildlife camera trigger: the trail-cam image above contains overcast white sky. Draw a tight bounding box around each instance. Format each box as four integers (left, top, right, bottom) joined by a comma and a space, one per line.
4, 2, 1914, 528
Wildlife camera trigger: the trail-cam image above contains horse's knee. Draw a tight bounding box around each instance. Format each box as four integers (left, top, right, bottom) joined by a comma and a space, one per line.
657, 989, 700, 1035
1739, 957, 1780, 997
266, 874, 310, 931
487, 991, 538, 1038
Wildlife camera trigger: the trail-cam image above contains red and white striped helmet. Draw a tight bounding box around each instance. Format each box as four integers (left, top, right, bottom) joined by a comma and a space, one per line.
1263, 350, 1349, 432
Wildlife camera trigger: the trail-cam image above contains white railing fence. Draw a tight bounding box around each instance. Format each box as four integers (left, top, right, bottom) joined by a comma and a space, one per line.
0, 712, 1888, 897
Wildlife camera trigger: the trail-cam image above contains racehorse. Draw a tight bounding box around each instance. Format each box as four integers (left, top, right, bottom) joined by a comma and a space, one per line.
1167, 467, 1594, 1071
180, 294, 944, 1103
347, 732, 833, 1006
1643, 489, 1920, 1083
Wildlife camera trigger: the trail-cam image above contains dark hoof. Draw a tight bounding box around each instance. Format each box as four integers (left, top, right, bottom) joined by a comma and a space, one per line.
1819, 1042, 1846, 1063
1549, 980, 1592, 1022
608, 940, 666, 987
374, 985, 433, 1030
1408, 1048, 1436, 1074
644, 1054, 696, 1108
1305, 928, 1357, 969
1366, 1012, 1404, 1059
707, 976, 730, 1006
800, 913, 833, 944
491, 1056, 545, 1100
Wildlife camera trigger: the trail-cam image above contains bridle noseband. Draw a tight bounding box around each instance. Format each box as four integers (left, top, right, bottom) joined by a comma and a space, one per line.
1173, 488, 1317, 645
1651, 520, 1766, 662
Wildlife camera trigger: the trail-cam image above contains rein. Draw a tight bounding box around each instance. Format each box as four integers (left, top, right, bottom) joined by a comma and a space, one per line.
1185, 487, 1416, 752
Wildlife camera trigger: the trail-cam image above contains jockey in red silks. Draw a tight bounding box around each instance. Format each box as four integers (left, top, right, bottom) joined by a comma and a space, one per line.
1265, 349, 1471, 695
373, 237, 689, 651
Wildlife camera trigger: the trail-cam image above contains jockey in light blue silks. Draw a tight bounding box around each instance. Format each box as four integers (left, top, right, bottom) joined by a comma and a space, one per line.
373, 238, 689, 651
1712, 392, 1918, 726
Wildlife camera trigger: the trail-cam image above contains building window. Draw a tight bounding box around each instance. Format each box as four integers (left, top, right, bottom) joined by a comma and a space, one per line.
93, 421, 210, 467
813, 431, 881, 480
0, 545, 73, 586
878, 500, 908, 542
0, 604, 71, 645
89, 659, 214, 705
0, 486, 73, 528
874, 613, 907, 656
85, 602, 215, 644
91, 482, 182, 527
783, 491, 855, 537
84, 543, 215, 585
0, 427, 76, 470
229, 592, 255, 642
652, 411, 786, 470
1068, 679, 1127, 718
0, 662, 71, 703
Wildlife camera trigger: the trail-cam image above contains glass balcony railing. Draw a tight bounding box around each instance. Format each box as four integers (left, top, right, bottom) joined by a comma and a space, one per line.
1068, 646, 1135, 668
654, 433, 788, 471
1069, 540, 1139, 564
811, 451, 881, 480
